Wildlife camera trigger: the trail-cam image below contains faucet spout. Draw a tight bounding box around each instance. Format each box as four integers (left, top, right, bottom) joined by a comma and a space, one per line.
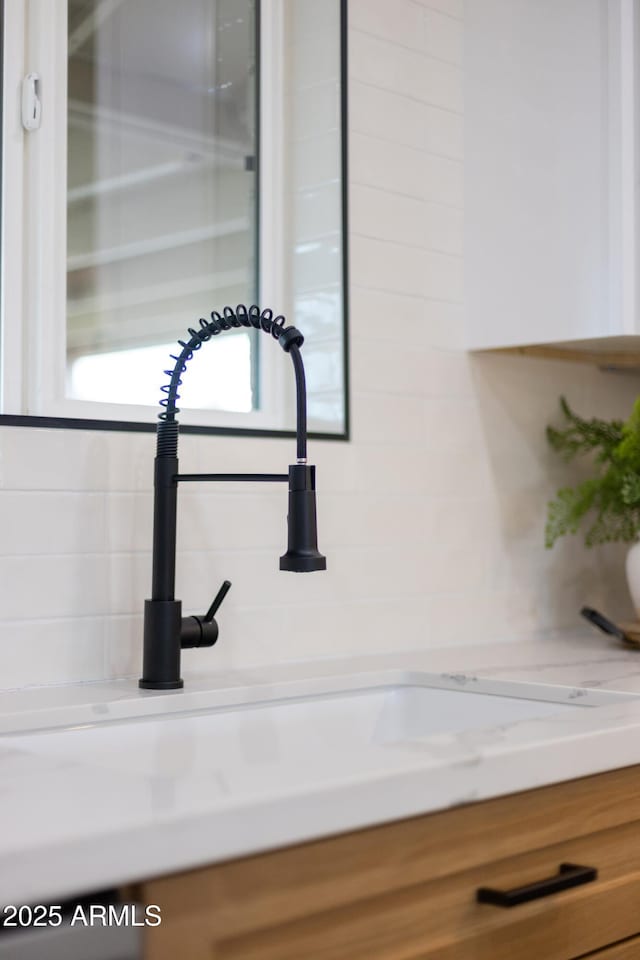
280, 465, 326, 572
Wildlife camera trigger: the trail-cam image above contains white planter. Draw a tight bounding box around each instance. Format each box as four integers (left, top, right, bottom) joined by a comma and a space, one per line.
626, 540, 640, 619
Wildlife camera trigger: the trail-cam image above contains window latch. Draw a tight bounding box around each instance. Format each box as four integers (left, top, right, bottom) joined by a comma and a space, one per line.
21, 73, 42, 131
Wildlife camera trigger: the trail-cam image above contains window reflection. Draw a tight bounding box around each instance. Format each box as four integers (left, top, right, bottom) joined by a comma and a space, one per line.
66, 0, 258, 412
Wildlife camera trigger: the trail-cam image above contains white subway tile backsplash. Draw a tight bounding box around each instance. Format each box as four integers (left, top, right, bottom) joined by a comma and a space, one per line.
176, 548, 333, 611
350, 132, 463, 208
350, 391, 427, 445
349, 0, 426, 55
0, 493, 105, 555
350, 29, 462, 114
350, 80, 463, 159
349, 286, 426, 343
434, 352, 475, 396
419, 300, 465, 349
351, 183, 463, 255
423, 394, 485, 444
280, 598, 433, 659
177, 492, 285, 553
351, 235, 463, 302
421, 442, 494, 499
425, 589, 533, 647
350, 338, 434, 396
349, 287, 464, 350
350, 444, 430, 496
0, 555, 110, 620
105, 493, 153, 554
423, 539, 489, 595
104, 430, 156, 492
189, 434, 293, 478
108, 551, 151, 617
0, 428, 111, 491
424, 7, 463, 64
413, 0, 463, 20
104, 615, 142, 679
351, 0, 465, 72
329, 544, 433, 600
321, 492, 432, 548
0, 618, 106, 689
352, 340, 473, 400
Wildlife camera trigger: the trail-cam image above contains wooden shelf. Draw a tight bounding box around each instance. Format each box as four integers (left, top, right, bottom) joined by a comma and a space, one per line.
479, 338, 640, 372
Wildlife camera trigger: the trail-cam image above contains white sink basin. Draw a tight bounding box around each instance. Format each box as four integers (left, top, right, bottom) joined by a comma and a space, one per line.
6, 675, 633, 793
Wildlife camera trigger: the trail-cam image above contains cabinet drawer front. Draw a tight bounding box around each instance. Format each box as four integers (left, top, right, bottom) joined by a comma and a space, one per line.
585, 938, 640, 959
204, 822, 640, 960
138, 769, 640, 960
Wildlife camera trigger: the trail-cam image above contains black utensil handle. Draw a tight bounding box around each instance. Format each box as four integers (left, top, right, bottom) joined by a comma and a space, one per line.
476, 863, 597, 908
580, 606, 626, 642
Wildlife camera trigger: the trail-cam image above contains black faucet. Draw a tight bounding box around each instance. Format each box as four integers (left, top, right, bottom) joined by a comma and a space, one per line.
139, 304, 326, 691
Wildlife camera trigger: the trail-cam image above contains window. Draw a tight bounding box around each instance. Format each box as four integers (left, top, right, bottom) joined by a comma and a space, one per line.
1, 0, 348, 438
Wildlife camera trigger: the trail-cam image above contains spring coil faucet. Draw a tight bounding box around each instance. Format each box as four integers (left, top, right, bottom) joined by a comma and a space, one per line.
140, 304, 326, 691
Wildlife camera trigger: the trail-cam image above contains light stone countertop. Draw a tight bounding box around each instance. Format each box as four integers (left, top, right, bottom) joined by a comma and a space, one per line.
3, 629, 640, 907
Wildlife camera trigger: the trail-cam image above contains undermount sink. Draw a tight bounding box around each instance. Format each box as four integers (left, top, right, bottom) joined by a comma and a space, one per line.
5, 674, 634, 795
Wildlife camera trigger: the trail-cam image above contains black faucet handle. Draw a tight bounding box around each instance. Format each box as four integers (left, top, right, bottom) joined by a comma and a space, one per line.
205, 580, 232, 622
181, 580, 232, 649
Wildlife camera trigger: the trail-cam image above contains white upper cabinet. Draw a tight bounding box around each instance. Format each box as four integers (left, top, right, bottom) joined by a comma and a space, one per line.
465, 0, 639, 354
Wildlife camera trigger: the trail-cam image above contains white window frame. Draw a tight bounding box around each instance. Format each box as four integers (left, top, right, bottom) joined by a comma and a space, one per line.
1, 0, 295, 431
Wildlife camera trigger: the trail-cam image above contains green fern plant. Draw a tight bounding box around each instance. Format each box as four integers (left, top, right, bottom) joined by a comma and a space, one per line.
545, 396, 640, 548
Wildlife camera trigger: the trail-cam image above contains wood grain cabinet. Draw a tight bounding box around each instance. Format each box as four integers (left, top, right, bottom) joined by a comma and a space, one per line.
130, 765, 640, 960
585, 940, 640, 959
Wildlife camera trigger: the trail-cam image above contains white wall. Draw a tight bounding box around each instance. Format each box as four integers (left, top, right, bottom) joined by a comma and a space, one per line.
1, 0, 639, 690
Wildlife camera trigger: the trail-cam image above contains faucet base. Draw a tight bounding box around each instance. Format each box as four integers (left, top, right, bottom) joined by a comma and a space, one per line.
139, 678, 184, 690
140, 598, 184, 691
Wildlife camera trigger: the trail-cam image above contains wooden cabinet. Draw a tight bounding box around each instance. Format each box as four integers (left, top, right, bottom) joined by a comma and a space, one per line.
465, 0, 640, 364
130, 765, 640, 960
586, 940, 640, 959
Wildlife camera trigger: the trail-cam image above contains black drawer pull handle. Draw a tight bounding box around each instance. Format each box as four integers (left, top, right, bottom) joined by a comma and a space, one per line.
476, 863, 597, 908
